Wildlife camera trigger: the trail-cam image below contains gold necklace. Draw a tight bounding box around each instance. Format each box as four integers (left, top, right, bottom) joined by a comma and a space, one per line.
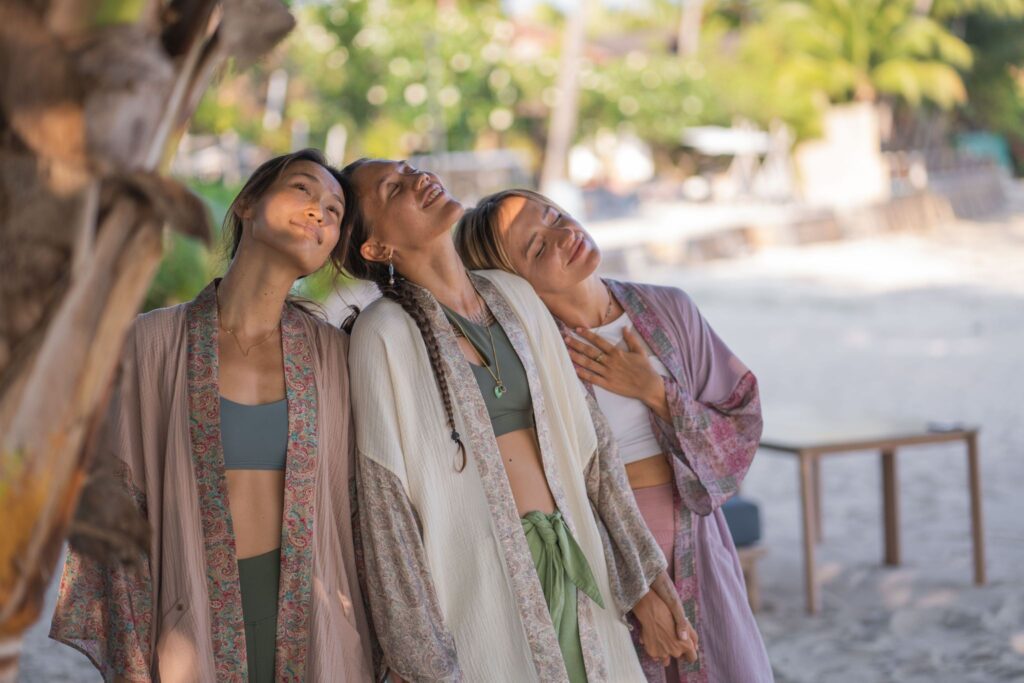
446, 309, 507, 399
596, 285, 616, 327
216, 289, 278, 357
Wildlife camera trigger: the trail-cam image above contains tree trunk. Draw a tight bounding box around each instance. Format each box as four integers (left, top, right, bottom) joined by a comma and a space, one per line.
540, 0, 588, 192
0, 1, 294, 679
677, 0, 705, 57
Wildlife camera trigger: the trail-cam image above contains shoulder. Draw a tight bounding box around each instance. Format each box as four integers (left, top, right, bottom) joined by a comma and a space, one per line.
474, 269, 547, 317
294, 306, 350, 357
611, 278, 699, 319
130, 302, 189, 351
475, 269, 536, 299
348, 296, 419, 356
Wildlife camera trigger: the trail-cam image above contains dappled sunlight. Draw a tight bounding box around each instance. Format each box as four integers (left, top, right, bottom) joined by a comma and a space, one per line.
916, 588, 958, 609
879, 570, 915, 610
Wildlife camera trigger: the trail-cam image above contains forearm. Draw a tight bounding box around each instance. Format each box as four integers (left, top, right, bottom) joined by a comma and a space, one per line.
641, 375, 671, 422
653, 372, 762, 510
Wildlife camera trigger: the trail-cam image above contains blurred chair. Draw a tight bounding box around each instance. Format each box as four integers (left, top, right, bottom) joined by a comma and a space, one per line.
722, 495, 766, 613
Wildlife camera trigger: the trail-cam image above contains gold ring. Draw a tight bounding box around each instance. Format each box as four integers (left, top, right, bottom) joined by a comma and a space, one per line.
594, 352, 606, 363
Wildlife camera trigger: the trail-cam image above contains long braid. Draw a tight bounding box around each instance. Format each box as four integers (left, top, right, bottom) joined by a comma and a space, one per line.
338, 159, 468, 472
378, 275, 467, 471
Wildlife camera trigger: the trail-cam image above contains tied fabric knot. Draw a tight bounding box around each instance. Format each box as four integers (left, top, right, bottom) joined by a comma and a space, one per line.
521, 510, 605, 627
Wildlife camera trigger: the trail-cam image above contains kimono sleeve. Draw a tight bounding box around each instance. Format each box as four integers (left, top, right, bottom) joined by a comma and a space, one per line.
650, 290, 763, 514
49, 322, 155, 682
349, 320, 462, 682
581, 390, 668, 615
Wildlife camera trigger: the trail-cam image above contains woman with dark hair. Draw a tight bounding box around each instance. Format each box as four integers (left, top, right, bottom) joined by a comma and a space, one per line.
339, 158, 697, 683
50, 150, 375, 683
453, 188, 772, 683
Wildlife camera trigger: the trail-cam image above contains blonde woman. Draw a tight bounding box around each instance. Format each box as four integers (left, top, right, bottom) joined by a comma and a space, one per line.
455, 189, 772, 683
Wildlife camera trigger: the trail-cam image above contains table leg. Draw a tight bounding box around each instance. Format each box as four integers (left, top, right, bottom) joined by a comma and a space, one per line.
881, 448, 901, 566
799, 451, 819, 614
967, 433, 986, 585
812, 457, 823, 543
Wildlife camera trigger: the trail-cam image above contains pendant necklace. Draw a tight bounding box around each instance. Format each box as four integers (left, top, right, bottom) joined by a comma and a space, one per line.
216, 288, 278, 357
446, 296, 507, 399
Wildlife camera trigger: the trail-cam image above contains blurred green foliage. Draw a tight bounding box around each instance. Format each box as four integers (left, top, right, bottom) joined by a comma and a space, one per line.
146, 0, 1024, 311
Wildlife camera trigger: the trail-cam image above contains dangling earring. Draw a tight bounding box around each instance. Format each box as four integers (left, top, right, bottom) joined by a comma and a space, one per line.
387, 252, 395, 286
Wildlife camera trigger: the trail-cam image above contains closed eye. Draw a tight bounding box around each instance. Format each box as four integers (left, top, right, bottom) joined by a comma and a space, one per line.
535, 241, 546, 259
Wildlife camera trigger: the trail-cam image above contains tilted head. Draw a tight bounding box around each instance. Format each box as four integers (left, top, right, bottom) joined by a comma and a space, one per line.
454, 188, 600, 295
225, 148, 346, 277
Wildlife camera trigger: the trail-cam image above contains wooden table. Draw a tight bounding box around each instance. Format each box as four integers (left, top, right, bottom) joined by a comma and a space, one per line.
759, 418, 985, 614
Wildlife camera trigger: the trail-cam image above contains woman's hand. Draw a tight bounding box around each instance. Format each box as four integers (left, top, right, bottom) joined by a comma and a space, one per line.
565, 328, 670, 420
631, 571, 699, 666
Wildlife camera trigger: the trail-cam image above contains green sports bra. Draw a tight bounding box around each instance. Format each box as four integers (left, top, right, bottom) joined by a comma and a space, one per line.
442, 306, 534, 437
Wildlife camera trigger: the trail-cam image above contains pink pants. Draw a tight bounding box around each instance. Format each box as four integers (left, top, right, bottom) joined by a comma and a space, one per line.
631, 482, 679, 679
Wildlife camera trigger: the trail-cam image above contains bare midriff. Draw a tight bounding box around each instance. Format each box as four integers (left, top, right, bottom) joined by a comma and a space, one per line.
496, 427, 558, 516
219, 331, 288, 561
225, 470, 286, 559
454, 333, 557, 516
625, 453, 674, 490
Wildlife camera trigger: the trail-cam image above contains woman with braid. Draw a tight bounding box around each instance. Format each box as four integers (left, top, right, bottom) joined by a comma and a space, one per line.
453, 189, 772, 683
338, 159, 698, 683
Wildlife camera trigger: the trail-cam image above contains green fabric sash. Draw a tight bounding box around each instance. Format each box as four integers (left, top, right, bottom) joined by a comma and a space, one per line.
522, 510, 603, 683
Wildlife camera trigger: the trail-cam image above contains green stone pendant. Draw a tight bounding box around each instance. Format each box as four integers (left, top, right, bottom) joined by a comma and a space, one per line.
494, 383, 507, 399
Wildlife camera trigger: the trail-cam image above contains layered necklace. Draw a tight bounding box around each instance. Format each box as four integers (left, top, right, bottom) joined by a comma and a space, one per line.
445, 289, 507, 399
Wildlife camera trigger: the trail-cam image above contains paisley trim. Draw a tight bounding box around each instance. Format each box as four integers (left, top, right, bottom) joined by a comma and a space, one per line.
275, 302, 318, 681
409, 275, 573, 682
186, 281, 317, 682
566, 279, 710, 682
474, 273, 609, 683
186, 283, 248, 681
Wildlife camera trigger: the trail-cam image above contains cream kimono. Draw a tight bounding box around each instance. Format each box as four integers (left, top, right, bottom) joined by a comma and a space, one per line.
350, 270, 665, 683
50, 282, 375, 683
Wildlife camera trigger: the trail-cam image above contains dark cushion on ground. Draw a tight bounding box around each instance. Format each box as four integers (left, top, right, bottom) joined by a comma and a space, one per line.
722, 495, 762, 547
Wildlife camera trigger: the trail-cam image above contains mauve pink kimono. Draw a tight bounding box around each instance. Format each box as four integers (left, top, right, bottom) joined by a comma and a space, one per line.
50, 282, 375, 683
564, 279, 773, 683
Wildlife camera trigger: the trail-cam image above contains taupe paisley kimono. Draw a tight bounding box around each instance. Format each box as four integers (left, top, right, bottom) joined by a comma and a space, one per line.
349, 270, 665, 683
50, 282, 375, 683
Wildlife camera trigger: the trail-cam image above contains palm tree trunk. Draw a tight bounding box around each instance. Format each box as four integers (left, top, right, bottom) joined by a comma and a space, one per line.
540, 0, 588, 191
677, 0, 705, 57
0, 1, 294, 679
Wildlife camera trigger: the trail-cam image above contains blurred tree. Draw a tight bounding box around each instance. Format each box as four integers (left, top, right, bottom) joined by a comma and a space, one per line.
540, 0, 588, 189
0, 1, 293, 677
749, 0, 973, 109
960, 10, 1024, 171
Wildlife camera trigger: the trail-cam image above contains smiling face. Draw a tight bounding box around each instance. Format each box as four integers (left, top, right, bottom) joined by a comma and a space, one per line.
492, 194, 601, 294
238, 159, 345, 276
349, 159, 464, 266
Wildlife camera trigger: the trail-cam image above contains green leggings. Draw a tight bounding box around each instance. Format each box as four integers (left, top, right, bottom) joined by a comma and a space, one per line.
238, 547, 280, 683
521, 511, 604, 683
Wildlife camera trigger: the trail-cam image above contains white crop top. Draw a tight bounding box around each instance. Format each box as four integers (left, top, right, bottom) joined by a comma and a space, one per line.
582, 312, 669, 465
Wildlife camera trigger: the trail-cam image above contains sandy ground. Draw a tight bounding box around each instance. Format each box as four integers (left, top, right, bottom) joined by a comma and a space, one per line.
628, 213, 1024, 683
16, 209, 1024, 682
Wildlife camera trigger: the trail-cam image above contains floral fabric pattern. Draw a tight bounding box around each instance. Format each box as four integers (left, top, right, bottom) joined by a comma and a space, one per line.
563, 279, 765, 683
356, 454, 463, 681
49, 463, 153, 681
187, 282, 318, 682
